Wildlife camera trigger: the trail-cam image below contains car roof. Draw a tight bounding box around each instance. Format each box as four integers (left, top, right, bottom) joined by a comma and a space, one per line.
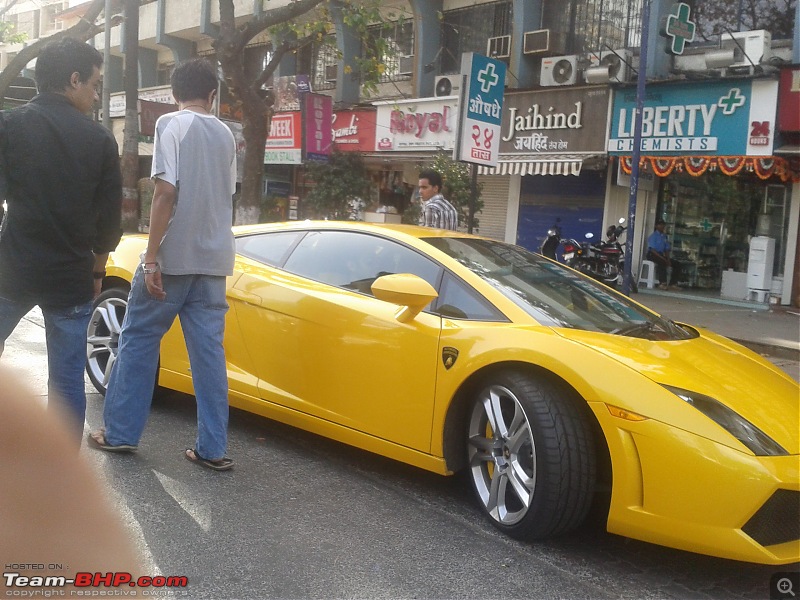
232, 220, 487, 242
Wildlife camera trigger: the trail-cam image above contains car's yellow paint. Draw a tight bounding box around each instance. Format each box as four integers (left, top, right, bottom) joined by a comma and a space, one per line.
100, 222, 799, 565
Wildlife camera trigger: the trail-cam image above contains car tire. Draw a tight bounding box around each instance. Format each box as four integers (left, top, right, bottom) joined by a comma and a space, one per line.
466, 371, 596, 540
85, 287, 136, 395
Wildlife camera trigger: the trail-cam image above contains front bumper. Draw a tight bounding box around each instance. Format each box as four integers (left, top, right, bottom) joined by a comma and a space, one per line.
591, 402, 800, 564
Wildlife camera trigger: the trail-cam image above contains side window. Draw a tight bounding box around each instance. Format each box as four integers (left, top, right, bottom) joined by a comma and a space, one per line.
236, 232, 303, 267
435, 272, 504, 321
283, 230, 441, 295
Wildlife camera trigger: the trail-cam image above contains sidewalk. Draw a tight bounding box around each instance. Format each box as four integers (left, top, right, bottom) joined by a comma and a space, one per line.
633, 287, 800, 380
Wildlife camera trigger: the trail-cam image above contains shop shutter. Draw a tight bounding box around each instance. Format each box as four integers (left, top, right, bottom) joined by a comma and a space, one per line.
474, 176, 510, 241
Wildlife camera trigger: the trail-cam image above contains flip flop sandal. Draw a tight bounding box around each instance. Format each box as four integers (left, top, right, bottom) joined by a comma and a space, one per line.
185, 448, 234, 471
87, 430, 138, 453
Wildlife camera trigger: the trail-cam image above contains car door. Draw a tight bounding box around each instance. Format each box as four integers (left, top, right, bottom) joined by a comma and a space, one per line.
230, 229, 444, 452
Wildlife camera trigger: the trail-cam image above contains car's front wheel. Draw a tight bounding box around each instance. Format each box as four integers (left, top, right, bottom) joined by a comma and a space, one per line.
466, 371, 596, 539
86, 287, 129, 395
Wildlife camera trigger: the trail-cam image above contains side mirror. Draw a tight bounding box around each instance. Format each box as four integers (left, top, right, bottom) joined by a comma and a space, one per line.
371, 273, 438, 323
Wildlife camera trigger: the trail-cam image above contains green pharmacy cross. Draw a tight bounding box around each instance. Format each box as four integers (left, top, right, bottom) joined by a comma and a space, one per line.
477, 63, 500, 93
700, 217, 713, 232
665, 2, 696, 55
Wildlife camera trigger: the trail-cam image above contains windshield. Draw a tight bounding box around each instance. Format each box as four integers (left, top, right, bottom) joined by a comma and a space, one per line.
424, 237, 694, 341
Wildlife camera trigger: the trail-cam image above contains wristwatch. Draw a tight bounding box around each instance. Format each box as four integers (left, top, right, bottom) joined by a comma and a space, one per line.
142, 262, 159, 275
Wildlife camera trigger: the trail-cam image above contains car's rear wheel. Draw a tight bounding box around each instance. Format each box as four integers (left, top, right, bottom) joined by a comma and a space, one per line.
466, 371, 596, 539
86, 287, 128, 395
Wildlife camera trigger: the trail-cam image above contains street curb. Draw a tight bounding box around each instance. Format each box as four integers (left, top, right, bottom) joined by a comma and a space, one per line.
734, 339, 800, 362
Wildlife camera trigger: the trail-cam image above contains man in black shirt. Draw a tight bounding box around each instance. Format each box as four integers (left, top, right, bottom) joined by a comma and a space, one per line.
0, 38, 122, 441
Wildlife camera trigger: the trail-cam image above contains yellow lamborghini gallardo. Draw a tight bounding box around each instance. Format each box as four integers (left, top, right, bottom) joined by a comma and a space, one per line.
86, 221, 799, 565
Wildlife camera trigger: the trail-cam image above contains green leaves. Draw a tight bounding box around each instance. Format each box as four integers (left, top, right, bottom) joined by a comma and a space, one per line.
303, 151, 372, 220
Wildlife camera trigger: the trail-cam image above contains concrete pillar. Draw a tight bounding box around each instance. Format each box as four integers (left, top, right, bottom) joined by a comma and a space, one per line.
409, 0, 442, 98
157, 0, 194, 63
330, 0, 361, 106
509, 0, 542, 89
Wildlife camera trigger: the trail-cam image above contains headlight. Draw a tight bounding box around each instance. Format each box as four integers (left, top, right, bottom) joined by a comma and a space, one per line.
663, 385, 788, 456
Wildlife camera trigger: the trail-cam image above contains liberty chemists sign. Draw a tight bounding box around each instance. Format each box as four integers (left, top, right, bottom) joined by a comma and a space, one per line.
608, 79, 779, 156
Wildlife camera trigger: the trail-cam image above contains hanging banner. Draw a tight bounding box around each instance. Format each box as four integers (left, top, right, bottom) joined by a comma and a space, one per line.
303, 93, 333, 162
608, 79, 779, 156
454, 52, 506, 167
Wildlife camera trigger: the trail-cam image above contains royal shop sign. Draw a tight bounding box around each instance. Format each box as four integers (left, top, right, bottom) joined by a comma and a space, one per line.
608, 79, 779, 156
374, 98, 457, 151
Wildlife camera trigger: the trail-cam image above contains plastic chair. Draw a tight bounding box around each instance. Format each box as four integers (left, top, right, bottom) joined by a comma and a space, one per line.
639, 260, 658, 289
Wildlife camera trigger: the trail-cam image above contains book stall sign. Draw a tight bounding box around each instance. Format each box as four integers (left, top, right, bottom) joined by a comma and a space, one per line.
455, 53, 506, 167
265, 112, 302, 165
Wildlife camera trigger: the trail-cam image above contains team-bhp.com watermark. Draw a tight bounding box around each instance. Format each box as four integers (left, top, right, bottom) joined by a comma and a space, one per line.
3, 570, 188, 597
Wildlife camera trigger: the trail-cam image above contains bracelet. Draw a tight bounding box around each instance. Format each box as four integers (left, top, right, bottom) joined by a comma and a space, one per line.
92, 270, 106, 279
142, 262, 159, 275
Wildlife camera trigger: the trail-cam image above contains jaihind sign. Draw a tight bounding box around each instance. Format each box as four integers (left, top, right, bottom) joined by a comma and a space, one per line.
497, 87, 610, 154
608, 79, 779, 156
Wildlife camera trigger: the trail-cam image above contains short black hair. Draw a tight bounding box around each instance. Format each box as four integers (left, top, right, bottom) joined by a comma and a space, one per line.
35, 38, 103, 94
171, 58, 218, 102
419, 169, 442, 190
655, 218, 666, 226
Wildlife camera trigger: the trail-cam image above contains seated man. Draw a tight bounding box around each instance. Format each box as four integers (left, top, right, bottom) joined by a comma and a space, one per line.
646, 219, 680, 289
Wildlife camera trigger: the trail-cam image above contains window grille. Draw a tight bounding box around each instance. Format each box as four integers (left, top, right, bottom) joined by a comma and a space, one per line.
365, 19, 415, 83
542, 0, 644, 54
441, 1, 512, 74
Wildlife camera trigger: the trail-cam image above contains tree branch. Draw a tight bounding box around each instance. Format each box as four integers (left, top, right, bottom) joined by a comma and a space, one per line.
0, 0, 20, 21
0, 0, 108, 103
237, 0, 326, 47
254, 35, 315, 89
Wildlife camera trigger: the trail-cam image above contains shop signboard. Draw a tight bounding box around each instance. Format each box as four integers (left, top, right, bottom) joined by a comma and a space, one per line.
454, 53, 505, 167
264, 112, 302, 164
373, 97, 458, 152
110, 85, 173, 118
608, 79, 779, 156
332, 109, 376, 152
498, 87, 610, 154
777, 67, 800, 132
303, 93, 333, 162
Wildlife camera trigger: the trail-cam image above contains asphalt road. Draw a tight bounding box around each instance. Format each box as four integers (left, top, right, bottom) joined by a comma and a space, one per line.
2, 310, 797, 600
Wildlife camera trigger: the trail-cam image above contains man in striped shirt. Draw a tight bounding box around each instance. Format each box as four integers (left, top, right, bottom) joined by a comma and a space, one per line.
418, 169, 458, 231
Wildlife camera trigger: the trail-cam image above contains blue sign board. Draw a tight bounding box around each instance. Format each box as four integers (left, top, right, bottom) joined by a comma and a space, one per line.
455, 53, 506, 167
608, 79, 778, 156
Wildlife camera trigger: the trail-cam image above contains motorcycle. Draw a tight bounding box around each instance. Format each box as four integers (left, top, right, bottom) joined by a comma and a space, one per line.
539, 218, 626, 288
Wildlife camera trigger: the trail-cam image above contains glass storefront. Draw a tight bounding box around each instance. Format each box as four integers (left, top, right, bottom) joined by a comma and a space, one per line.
656, 171, 790, 291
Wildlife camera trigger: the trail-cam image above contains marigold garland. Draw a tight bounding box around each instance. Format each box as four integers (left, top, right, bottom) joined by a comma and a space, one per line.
617, 156, 799, 182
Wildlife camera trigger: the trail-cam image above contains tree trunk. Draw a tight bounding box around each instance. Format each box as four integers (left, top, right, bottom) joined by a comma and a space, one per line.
120, 0, 139, 232
238, 107, 269, 224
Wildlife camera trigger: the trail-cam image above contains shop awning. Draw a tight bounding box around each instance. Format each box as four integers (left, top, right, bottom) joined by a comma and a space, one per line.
774, 144, 800, 155
477, 154, 602, 176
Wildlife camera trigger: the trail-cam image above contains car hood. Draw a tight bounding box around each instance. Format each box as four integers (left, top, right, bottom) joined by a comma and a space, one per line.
555, 325, 799, 455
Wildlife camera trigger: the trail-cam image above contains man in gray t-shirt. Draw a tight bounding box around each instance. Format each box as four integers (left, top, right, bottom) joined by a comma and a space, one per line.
89, 59, 237, 471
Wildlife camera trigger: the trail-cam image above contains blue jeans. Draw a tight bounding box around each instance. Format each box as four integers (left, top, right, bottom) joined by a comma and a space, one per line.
0, 294, 92, 440
102, 269, 230, 459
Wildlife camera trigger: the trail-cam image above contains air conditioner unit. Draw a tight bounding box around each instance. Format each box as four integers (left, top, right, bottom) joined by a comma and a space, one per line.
487, 35, 511, 59
324, 64, 338, 83
720, 30, 771, 68
434, 74, 461, 98
523, 29, 567, 56
398, 55, 414, 76
540, 55, 578, 86
600, 49, 633, 82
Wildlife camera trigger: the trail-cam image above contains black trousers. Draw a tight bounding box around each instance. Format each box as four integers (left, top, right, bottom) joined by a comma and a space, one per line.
646, 250, 679, 285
